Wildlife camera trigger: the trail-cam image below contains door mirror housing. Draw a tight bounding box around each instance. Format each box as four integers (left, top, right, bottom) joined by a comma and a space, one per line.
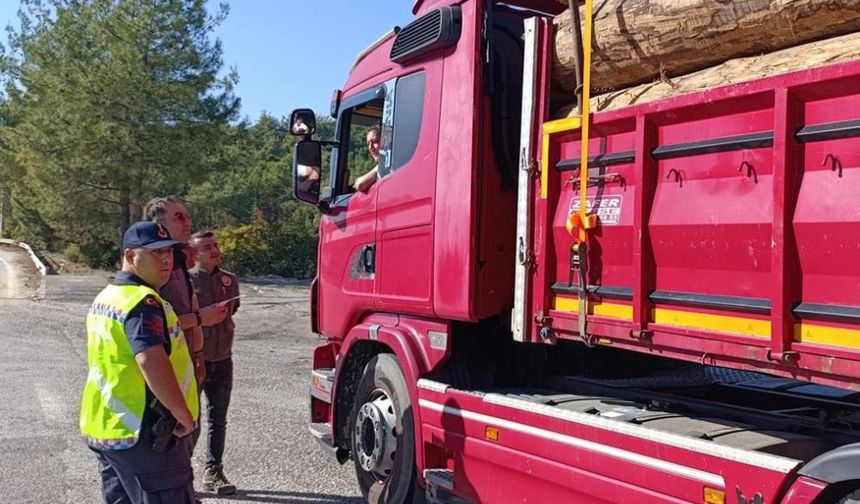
289, 108, 316, 136
293, 140, 322, 206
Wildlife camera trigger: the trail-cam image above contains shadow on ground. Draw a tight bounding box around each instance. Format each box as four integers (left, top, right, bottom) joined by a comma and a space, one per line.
198, 489, 365, 503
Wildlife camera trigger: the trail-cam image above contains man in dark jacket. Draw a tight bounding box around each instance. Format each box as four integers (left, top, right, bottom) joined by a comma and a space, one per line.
189, 230, 240, 495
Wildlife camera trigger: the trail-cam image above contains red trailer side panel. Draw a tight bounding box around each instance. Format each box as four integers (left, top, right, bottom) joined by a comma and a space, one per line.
536, 60, 860, 390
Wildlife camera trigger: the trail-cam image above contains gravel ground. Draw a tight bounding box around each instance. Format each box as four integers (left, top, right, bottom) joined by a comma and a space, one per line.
0, 248, 363, 504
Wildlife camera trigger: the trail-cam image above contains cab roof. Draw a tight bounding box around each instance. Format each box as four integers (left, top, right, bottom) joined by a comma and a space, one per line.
412, 0, 564, 17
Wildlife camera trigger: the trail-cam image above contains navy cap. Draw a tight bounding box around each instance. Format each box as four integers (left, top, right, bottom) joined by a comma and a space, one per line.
122, 221, 181, 250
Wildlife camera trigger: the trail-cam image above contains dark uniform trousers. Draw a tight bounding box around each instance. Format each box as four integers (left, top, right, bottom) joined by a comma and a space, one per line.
92, 434, 195, 504
202, 358, 234, 468
190, 360, 233, 467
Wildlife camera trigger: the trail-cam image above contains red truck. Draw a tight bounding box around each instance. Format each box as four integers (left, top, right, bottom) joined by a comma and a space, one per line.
289, 1, 860, 502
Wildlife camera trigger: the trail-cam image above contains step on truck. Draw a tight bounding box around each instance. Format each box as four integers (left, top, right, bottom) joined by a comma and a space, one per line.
289, 0, 860, 502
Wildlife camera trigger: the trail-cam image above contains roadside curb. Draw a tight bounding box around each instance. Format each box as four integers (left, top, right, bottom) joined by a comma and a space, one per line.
0, 238, 49, 276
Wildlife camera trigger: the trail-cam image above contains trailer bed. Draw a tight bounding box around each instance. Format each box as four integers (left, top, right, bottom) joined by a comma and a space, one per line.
418, 357, 860, 503
522, 57, 860, 391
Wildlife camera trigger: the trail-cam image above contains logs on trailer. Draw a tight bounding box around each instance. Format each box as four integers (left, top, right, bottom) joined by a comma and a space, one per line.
552, 0, 860, 94
553, 30, 860, 117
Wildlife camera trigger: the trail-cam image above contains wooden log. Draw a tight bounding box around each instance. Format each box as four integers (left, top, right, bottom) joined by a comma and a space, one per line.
553, 0, 860, 94
553, 31, 860, 118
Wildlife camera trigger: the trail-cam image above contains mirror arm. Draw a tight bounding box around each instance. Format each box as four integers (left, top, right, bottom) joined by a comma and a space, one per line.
317, 200, 332, 214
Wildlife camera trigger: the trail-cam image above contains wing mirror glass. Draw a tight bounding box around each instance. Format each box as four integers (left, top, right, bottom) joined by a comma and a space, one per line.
293, 140, 322, 205
289, 108, 316, 136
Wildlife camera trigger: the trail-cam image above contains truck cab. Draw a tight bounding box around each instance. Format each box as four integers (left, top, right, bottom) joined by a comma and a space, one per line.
295, 0, 565, 336
291, 1, 860, 503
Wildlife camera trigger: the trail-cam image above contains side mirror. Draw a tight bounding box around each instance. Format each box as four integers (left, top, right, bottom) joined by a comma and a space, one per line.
293, 140, 322, 206
289, 108, 316, 136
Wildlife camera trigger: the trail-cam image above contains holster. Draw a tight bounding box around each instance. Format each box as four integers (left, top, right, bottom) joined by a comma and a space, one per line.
148, 398, 178, 454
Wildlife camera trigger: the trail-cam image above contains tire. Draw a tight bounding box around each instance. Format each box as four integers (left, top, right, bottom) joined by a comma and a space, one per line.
350, 353, 422, 504
837, 489, 860, 504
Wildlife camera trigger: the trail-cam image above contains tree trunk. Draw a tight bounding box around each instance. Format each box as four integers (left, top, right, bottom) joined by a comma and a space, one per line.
553, 0, 860, 94
553, 30, 860, 118
0, 186, 7, 239
119, 183, 131, 238
130, 169, 143, 223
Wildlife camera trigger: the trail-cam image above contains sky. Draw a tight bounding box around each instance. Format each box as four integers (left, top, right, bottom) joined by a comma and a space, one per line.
0, 1, 411, 122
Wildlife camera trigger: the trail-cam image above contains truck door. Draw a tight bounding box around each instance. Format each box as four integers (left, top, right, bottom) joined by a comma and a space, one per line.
317, 86, 390, 337
374, 68, 439, 314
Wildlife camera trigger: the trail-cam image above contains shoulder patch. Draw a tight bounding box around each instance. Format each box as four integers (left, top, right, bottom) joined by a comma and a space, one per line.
156, 223, 170, 238
144, 296, 161, 307
221, 275, 233, 287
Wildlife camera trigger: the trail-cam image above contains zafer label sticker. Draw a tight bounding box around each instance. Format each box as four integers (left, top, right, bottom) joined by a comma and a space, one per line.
569, 195, 623, 226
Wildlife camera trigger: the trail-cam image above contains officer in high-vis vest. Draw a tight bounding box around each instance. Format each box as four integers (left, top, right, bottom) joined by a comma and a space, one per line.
80, 221, 199, 504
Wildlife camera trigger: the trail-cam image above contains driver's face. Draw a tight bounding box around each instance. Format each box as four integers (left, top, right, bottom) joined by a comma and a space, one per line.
366, 130, 380, 162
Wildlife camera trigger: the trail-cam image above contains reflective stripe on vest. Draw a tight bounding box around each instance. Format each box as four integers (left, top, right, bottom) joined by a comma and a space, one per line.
86, 365, 143, 433
80, 283, 198, 450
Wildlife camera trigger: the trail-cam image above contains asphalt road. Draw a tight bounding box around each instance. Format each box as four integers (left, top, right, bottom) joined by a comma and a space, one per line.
0, 251, 363, 504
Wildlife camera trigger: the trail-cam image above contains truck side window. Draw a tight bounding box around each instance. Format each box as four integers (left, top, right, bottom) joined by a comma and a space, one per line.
327, 79, 396, 197
331, 72, 424, 196
380, 71, 426, 178
333, 96, 386, 195
346, 110, 382, 187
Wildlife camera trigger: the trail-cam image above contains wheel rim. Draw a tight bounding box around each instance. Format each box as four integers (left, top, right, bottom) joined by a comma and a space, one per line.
354, 388, 398, 480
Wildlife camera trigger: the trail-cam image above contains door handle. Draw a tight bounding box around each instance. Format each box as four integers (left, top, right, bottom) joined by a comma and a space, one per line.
361, 245, 375, 274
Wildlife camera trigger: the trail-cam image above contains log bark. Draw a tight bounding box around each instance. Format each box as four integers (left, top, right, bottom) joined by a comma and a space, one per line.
553, 31, 860, 118
553, 0, 860, 94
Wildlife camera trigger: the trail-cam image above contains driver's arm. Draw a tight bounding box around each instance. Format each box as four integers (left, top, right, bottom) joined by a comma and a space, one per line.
353, 167, 379, 193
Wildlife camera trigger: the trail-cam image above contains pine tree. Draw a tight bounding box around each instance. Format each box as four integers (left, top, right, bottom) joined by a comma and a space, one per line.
1, 0, 239, 264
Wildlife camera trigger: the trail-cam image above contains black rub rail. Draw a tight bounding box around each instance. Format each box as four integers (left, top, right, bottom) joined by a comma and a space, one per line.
554, 118, 860, 171
549, 284, 860, 323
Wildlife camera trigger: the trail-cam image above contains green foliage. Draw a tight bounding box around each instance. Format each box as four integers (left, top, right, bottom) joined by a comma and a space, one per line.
0, 0, 238, 264
186, 114, 295, 226
187, 115, 323, 278
211, 207, 318, 278
77, 227, 121, 269
214, 218, 269, 276
62, 242, 81, 263
0, 0, 326, 278
210, 206, 318, 279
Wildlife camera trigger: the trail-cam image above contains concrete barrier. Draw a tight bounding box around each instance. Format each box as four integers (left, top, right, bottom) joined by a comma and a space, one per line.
0, 238, 49, 276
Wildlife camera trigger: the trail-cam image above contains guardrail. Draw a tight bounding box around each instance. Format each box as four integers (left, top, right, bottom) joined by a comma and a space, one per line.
0, 238, 49, 276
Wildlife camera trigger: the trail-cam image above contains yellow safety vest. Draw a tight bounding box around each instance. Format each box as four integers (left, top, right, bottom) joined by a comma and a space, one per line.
79, 283, 198, 449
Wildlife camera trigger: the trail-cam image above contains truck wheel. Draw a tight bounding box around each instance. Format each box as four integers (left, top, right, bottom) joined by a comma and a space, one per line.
837, 488, 860, 503
350, 353, 421, 504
